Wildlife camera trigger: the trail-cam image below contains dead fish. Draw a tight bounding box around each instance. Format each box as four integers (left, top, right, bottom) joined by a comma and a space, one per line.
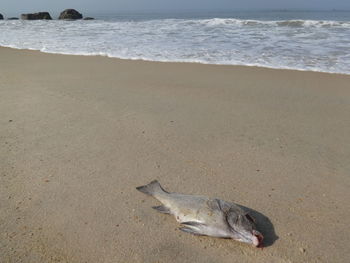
136, 180, 263, 247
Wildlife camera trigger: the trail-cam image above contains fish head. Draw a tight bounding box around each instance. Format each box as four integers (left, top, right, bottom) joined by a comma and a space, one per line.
227, 212, 263, 247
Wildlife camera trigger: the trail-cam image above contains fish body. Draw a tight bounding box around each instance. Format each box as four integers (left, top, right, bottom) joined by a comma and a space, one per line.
136, 180, 263, 247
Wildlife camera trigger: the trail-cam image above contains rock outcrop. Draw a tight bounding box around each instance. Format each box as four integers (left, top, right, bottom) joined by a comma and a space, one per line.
58, 9, 83, 20
8, 17, 19, 20
21, 12, 52, 20
0, 14, 3, 20
83, 17, 94, 20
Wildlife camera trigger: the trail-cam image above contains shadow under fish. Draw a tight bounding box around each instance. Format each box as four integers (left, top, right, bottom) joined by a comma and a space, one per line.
236, 205, 278, 247
136, 180, 277, 248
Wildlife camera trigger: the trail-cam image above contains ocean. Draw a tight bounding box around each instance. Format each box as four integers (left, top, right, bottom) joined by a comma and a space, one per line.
0, 10, 349, 74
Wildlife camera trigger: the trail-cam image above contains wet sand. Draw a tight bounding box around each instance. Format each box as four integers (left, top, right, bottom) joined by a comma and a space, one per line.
1, 47, 350, 263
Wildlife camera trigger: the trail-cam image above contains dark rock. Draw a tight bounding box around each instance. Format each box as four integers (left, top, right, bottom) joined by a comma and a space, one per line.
0, 14, 3, 20
83, 17, 94, 20
21, 12, 52, 20
58, 9, 83, 20
8, 17, 19, 20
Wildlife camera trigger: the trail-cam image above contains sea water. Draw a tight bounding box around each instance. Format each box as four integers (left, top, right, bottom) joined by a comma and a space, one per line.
0, 11, 349, 74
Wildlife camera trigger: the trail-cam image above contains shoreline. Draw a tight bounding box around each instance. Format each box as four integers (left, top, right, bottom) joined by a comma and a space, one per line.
1, 47, 350, 262
1, 45, 349, 77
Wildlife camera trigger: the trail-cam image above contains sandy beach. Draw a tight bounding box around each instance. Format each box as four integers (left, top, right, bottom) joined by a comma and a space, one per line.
1, 46, 350, 262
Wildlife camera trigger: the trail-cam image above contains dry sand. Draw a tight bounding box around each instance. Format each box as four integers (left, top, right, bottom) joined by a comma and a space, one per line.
1, 47, 350, 263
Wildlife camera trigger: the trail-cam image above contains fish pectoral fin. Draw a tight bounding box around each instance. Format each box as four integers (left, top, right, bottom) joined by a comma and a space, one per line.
152, 205, 171, 214
181, 221, 205, 227
179, 222, 206, 236
179, 227, 205, 236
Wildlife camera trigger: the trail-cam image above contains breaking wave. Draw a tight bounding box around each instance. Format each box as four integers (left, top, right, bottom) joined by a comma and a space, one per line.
200, 18, 350, 28
0, 15, 349, 74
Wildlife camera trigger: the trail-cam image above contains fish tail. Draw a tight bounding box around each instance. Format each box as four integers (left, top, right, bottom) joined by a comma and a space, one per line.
136, 180, 168, 196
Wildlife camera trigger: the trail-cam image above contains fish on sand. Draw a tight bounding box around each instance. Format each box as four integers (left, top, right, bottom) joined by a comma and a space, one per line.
136, 180, 264, 247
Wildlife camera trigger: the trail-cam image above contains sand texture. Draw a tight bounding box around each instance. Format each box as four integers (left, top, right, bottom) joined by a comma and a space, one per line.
1, 47, 350, 263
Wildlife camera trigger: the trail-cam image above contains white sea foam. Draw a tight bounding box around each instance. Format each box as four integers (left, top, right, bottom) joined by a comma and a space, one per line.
200, 18, 350, 28
0, 17, 349, 74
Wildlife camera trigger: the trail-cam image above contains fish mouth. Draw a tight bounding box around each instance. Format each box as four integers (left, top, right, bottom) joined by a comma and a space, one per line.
252, 231, 264, 248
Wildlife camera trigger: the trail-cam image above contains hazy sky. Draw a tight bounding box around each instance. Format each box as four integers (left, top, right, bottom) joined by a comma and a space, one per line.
1, 0, 350, 15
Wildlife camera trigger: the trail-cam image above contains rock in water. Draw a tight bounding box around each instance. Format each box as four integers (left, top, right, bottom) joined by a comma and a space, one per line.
21, 12, 52, 20
0, 13, 3, 20
83, 17, 95, 20
136, 180, 264, 247
58, 9, 83, 20
7, 17, 19, 20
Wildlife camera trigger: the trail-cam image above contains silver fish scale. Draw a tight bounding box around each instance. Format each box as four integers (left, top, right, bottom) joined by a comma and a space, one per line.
136, 180, 263, 245
158, 193, 223, 223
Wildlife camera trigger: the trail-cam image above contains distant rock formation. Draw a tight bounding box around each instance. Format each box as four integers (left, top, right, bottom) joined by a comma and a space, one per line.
21, 12, 52, 20
0, 13, 3, 20
83, 17, 94, 20
58, 9, 83, 20
8, 17, 19, 20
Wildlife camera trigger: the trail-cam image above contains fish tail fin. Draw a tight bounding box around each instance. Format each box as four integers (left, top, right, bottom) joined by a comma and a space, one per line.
136, 180, 168, 196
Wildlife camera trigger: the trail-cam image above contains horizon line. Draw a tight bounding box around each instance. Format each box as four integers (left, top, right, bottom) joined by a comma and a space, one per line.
1, 8, 350, 16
